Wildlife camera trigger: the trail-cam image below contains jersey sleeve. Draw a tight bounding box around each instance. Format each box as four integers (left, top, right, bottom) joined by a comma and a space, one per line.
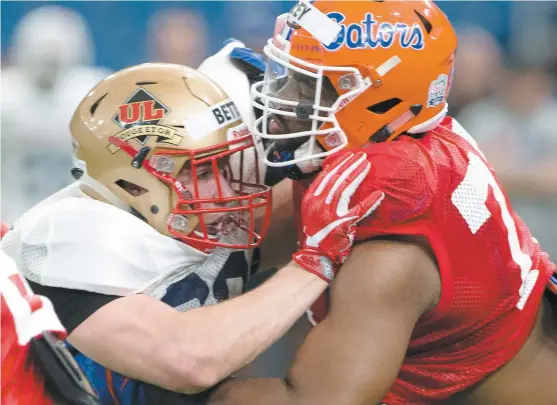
353, 139, 437, 241
26, 280, 120, 334
1, 197, 207, 296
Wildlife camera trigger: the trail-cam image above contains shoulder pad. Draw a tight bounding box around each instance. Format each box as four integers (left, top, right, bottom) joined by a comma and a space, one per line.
2, 197, 207, 296
228, 44, 265, 83
198, 40, 258, 129
355, 140, 436, 234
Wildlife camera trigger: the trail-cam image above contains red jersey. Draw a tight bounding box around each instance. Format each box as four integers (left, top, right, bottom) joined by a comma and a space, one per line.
294, 117, 556, 404
1, 252, 66, 405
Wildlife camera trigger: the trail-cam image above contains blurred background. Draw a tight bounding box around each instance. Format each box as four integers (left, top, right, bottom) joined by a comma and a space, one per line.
1, 0, 556, 375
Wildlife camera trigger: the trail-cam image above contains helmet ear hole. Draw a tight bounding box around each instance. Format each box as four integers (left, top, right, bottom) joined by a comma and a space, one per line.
115, 179, 148, 197
414, 10, 433, 34
367, 98, 403, 114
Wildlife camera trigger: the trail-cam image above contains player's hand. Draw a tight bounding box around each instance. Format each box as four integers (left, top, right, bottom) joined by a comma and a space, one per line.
292, 152, 385, 283
0, 221, 10, 238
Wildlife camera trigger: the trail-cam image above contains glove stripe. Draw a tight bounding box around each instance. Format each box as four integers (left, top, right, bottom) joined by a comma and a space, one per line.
305, 216, 358, 248
337, 161, 371, 217
325, 153, 367, 205
314, 153, 353, 197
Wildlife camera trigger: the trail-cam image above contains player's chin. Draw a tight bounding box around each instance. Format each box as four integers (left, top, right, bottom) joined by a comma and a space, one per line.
195, 214, 230, 236
195, 223, 220, 237
273, 136, 311, 153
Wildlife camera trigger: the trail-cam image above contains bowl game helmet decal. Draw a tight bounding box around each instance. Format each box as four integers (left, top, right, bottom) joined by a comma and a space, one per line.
251, 0, 458, 167
71, 63, 272, 253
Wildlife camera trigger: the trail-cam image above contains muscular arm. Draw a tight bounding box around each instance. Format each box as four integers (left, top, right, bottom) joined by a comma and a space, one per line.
67, 263, 326, 395
208, 238, 441, 405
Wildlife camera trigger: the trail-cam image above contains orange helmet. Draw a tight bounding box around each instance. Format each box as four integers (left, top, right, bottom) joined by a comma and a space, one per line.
251, 0, 457, 167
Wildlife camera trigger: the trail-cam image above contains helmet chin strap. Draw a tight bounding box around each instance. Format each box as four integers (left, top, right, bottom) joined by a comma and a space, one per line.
407, 103, 449, 134
294, 140, 325, 173
78, 172, 130, 212
274, 139, 324, 180
72, 154, 130, 212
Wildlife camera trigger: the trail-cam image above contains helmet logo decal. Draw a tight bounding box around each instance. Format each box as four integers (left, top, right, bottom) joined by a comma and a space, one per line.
325, 12, 425, 52
427, 74, 448, 108
108, 88, 182, 154
227, 123, 250, 142
324, 133, 343, 148
113, 88, 170, 130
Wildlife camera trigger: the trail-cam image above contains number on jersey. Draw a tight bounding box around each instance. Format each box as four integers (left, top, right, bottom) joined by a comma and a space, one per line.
450, 123, 539, 310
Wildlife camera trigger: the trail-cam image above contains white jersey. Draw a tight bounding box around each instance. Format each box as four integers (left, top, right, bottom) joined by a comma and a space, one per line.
1, 182, 253, 311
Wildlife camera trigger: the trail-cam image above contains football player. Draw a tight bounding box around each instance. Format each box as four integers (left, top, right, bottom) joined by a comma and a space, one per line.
202, 1, 557, 405
1, 250, 100, 405
1, 63, 379, 404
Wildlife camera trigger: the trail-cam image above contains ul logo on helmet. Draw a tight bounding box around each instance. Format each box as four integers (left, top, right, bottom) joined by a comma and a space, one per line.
113, 88, 171, 129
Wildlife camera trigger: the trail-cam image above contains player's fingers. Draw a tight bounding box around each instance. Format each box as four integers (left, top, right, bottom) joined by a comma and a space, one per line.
353, 190, 385, 223
325, 152, 367, 207
312, 152, 355, 197
1, 221, 10, 239
322, 150, 351, 169
335, 160, 371, 217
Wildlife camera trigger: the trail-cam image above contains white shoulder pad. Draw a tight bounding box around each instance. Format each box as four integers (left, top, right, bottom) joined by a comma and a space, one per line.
2, 197, 207, 296
198, 40, 255, 131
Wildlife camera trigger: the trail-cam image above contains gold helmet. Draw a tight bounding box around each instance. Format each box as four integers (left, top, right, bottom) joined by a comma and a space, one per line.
70, 63, 271, 252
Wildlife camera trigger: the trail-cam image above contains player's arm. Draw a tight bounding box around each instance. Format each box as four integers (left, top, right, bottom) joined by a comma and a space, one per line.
61, 152, 375, 397
59, 262, 326, 395
258, 178, 298, 271
208, 236, 440, 405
